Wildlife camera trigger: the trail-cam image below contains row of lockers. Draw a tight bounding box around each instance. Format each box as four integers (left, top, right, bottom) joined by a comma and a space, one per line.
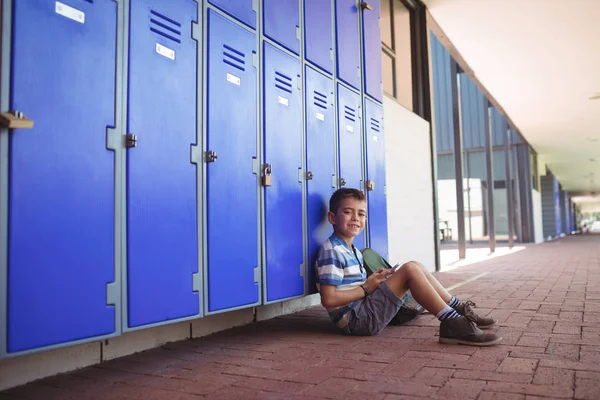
208, 0, 383, 101
541, 175, 574, 238
0, 0, 388, 357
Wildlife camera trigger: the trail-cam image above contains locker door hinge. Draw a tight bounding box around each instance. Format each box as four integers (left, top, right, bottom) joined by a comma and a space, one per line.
252, 0, 258, 12
0, 110, 33, 129
125, 133, 137, 148
253, 266, 260, 284
106, 281, 118, 306
332, 174, 337, 189
296, 25, 301, 40
298, 167, 303, 183
300, 262, 305, 278
205, 150, 217, 163
192, 272, 202, 292
252, 52, 258, 68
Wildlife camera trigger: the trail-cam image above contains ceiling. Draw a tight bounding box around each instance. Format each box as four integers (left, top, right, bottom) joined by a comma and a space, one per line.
423, 0, 600, 201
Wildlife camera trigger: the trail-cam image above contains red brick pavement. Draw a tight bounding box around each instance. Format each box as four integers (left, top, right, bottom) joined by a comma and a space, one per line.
2, 234, 600, 399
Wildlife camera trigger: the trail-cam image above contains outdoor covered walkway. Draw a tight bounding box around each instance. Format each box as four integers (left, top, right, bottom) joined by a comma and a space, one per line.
2, 235, 600, 400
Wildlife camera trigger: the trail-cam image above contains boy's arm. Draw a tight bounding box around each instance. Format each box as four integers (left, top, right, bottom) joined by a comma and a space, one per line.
320, 271, 391, 308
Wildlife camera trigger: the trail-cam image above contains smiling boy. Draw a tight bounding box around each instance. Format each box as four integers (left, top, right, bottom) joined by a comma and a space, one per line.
315, 188, 501, 346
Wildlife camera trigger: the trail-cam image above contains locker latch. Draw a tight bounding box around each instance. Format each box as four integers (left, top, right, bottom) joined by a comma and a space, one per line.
206, 150, 218, 163
339, 177, 347, 187
306, 171, 314, 180
262, 163, 273, 187
125, 134, 137, 148
366, 180, 375, 191
360, 2, 373, 11
0, 110, 34, 129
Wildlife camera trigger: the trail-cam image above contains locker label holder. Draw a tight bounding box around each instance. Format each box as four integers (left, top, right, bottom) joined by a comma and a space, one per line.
0, 111, 33, 129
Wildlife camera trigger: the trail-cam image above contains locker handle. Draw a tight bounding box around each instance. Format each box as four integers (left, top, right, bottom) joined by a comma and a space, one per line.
125, 134, 137, 148
360, 2, 373, 11
306, 171, 314, 180
339, 177, 347, 187
366, 180, 375, 191
0, 110, 34, 129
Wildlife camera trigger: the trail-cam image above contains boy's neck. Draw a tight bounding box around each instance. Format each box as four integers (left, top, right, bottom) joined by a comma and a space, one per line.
334, 230, 354, 248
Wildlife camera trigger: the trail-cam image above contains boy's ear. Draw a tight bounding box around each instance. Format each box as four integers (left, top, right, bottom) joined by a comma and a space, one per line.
327, 211, 336, 225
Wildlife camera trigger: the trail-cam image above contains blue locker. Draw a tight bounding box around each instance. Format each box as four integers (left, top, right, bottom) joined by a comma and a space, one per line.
304, 0, 333, 73
126, 0, 199, 327
206, 10, 259, 312
362, 0, 382, 102
305, 66, 335, 293
263, 43, 304, 302
7, 0, 117, 352
364, 99, 388, 259
208, 0, 256, 29
337, 84, 365, 248
335, 0, 361, 90
263, 0, 300, 55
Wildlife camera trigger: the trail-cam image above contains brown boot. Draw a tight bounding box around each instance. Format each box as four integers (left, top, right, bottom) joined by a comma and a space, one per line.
453, 301, 496, 329
439, 316, 502, 346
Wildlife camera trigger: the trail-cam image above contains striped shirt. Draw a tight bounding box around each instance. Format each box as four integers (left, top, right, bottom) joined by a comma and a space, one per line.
315, 233, 366, 329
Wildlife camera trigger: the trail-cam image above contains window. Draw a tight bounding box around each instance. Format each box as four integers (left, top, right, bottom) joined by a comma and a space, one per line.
530, 149, 539, 190
380, 0, 413, 110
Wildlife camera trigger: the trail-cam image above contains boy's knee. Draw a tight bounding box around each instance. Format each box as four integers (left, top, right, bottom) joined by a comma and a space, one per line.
400, 261, 421, 275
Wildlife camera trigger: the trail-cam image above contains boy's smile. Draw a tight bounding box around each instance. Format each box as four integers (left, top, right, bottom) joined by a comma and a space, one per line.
328, 197, 367, 246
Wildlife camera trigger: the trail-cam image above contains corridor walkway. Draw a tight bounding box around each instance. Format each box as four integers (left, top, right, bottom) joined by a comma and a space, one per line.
2, 235, 600, 399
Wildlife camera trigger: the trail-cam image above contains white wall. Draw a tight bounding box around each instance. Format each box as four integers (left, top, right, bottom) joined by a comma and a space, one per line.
384, 96, 436, 272
532, 189, 544, 243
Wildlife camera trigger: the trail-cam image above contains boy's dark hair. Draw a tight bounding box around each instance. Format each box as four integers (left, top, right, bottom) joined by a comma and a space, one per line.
329, 188, 366, 213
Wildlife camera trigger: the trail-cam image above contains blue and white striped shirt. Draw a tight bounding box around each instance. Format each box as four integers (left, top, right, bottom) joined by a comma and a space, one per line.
315, 233, 366, 327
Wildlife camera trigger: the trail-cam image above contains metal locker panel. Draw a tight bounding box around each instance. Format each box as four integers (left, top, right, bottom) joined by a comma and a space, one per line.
362, 0, 382, 102
337, 83, 365, 248
364, 98, 388, 260
126, 0, 199, 328
7, 0, 117, 352
335, 0, 360, 90
305, 66, 335, 293
304, 0, 333, 74
263, 43, 304, 302
263, 0, 300, 55
206, 10, 259, 313
208, 0, 256, 29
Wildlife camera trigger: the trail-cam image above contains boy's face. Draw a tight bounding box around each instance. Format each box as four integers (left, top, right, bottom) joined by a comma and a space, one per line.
328, 197, 367, 243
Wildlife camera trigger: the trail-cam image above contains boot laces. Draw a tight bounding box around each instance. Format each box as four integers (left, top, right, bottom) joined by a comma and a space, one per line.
462, 301, 478, 324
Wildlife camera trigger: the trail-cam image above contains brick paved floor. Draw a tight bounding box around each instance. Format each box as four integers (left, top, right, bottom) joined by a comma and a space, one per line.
2, 234, 600, 399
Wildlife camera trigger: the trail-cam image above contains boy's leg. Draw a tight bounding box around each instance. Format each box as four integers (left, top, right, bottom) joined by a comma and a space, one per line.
385, 262, 501, 346
409, 260, 496, 329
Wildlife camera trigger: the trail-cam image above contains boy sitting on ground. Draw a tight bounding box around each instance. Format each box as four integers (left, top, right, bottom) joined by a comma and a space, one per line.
315, 188, 501, 346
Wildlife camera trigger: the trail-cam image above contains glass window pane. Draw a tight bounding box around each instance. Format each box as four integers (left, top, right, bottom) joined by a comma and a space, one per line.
382, 51, 395, 97
393, 0, 412, 110
381, 0, 393, 49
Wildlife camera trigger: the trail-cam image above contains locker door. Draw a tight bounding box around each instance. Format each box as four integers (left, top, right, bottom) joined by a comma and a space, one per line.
208, 0, 256, 29
364, 98, 388, 259
304, 0, 333, 74
263, 43, 304, 302
362, 0, 382, 102
126, 0, 199, 328
305, 66, 335, 293
263, 0, 300, 55
335, 0, 360, 90
337, 84, 365, 249
6, 0, 117, 353
206, 10, 259, 313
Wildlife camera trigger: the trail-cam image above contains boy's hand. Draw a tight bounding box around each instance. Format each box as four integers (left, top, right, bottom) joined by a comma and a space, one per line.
365, 269, 394, 292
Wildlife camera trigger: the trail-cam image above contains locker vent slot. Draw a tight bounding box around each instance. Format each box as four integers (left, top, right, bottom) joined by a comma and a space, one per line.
274, 71, 292, 94
222, 44, 246, 71
370, 118, 380, 132
149, 9, 182, 44
313, 91, 328, 110
344, 106, 356, 122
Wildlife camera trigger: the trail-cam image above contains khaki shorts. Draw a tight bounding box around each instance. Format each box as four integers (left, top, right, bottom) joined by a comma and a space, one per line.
346, 282, 404, 336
